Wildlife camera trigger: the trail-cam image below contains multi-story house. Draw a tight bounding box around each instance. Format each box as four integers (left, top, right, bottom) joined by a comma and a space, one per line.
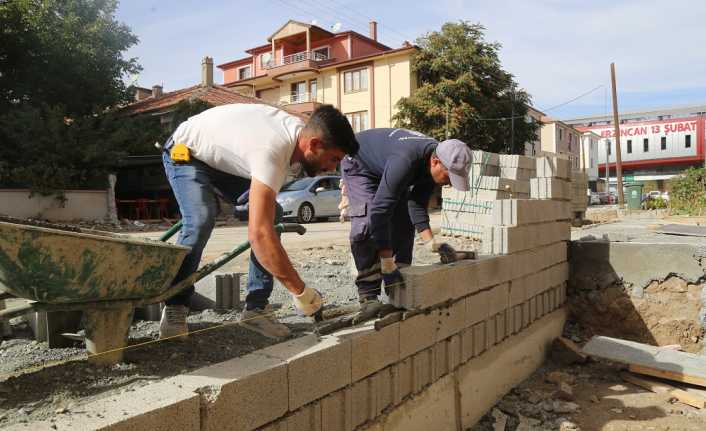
539, 116, 582, 169
217, 20, 417, 131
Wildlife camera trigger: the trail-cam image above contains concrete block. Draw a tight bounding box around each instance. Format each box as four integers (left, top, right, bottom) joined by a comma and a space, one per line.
288, 402, 322, 431
456, 309, 567, 429
472, 322, 486, 356
171, 350, 287, 431
499, 153, 535, 169
461, 328, 474, 362
433, 341, 449, 380
258, 334, 352, 410
336, 321, 399, 382
394, 357, 413, 403
399, 312, 437, 359
472, 150, 500, 165
259, 419, 288, 431
522, 301, 531, 328
465, 290, 489, 327
395, 260, 478, 309
529, 296, 537, 323
536, 156, 571, 179
10, 380, 201, 431
448, 334, 463, 371
436, 300, 466, 341
373, 367, 395, 415
486, 314, 496, 346
509, 279, 525, 307
505, 308, 513, 339
321, 388, 353, 431
351, 378, 373, 429
513, 305, 523, 334
476, 254, 514, 289
494, 311, 506, 344
487, 282, 509, 316
412, 347, 434, 393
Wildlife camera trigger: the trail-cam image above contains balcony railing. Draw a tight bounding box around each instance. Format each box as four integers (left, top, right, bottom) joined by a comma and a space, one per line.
289, 92, 319, 104
265, 51, 329, 69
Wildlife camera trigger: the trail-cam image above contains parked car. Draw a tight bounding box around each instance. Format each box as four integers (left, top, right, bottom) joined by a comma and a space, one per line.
597, 192, 612, 205
588, 192, 601, 205
647, 190, 661, 200
661, 191, 670, 201
277, 175, 342, 223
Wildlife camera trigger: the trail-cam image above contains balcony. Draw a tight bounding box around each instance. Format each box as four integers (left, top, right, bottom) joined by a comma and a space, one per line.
265, 51, 330, 81
284, 92, 322, 114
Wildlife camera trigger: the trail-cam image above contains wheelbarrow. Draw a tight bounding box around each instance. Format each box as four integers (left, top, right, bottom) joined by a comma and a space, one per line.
0, 219, 306, 366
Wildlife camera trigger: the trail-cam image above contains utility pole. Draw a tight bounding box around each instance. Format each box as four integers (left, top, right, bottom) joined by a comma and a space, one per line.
605, 140, 610, 188
610, 63, 625, 207
510, 88, 515, 154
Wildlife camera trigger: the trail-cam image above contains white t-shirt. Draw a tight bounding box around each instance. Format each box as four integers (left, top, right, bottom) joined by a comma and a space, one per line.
172, 103, 304, 191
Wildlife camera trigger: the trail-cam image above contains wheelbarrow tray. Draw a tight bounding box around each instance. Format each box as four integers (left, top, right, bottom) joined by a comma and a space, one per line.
0, 221, 189, 304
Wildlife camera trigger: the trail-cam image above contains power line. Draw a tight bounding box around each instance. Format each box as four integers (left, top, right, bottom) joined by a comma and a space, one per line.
540, 84, 604, 113
326, 0, 416, 44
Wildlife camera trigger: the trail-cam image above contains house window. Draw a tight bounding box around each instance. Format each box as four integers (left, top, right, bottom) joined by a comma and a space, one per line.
237, 65, 252, 80
627, 139, 632, 153
344, 68, 368, 93
686, 134, 692, 148
260, 52, 273, 68
345, 111, 369, 132
291, 81, 307, 103
309, 79, 317, 101
661, 136, 667, 150
643, 138, 649, 152
312, 46, 329, 60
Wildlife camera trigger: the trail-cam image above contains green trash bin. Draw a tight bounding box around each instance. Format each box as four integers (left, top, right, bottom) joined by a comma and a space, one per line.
625, 183, 643, 210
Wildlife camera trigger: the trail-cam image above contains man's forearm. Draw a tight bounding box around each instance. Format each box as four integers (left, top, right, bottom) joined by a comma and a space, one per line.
250, 226, 305, 295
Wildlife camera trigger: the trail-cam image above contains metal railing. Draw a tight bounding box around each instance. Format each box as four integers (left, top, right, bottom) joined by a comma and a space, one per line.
265, 51, 328, 69
289, 92, 319, 104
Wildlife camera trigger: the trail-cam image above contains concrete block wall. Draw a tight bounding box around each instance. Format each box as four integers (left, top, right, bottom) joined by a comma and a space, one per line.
570, 170, 589, 214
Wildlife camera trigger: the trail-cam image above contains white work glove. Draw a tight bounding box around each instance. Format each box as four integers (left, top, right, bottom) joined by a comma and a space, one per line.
292, 287, 323, 316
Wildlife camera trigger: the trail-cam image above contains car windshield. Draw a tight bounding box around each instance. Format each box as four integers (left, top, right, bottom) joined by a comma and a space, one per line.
280, 177, 316, 192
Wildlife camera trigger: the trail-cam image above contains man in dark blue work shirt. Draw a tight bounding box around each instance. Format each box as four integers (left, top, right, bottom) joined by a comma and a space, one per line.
341, 128, 472, 318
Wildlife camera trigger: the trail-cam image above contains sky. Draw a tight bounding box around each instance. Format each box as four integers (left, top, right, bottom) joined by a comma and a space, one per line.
115, 0, 706, 120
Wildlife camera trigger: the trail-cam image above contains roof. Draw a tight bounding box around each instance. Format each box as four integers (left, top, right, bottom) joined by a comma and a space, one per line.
267, 20, 334, 42
123, 84, 263, 114
563, 103, 706, 124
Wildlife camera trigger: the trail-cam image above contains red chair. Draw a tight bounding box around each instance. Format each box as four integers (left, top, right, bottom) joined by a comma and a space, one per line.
135, 198, 150, 220
157, 198, 170, 219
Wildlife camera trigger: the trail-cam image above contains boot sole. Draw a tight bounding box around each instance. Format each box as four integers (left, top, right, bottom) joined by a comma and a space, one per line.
239, 321, 290, 339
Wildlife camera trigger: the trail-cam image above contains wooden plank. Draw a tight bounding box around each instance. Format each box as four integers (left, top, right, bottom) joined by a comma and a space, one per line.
629, 364, 706, 389
621, 372, 706, 409
583, 336, 706, 388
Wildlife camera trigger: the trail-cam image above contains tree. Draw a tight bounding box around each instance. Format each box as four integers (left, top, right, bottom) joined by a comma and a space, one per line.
394, 21, 539, 154
0, 0, 141, 193
0, 0, 140, 116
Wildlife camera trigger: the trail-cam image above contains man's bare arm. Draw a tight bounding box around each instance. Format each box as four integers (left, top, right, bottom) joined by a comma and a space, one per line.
248, 178, 305, 295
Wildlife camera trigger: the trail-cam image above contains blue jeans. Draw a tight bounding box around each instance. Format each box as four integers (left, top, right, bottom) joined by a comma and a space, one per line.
162, 151, 282, 310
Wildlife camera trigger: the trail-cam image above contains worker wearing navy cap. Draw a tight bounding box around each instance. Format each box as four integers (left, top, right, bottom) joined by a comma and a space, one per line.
341, 128, 472, 321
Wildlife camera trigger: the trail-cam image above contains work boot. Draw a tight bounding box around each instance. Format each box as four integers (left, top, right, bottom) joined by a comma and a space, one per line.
351, 298, 384, 325
239, 305, 291, 339
159, 305, 189, 340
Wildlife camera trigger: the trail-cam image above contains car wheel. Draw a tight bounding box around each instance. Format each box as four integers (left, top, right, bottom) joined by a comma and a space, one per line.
297, 202, 315, 223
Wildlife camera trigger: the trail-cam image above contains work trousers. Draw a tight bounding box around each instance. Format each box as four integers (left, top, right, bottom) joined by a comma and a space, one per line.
162, 140, 282, 310
341, 157, 414, 301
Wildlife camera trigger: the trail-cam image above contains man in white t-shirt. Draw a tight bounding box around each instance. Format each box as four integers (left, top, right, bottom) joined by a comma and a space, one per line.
160, 104, 358, 339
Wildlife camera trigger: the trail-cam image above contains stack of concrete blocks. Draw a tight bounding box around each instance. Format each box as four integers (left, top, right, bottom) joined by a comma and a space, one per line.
570, 170, 589, 222
14, 249, 568, 431
440, 151, 535, 241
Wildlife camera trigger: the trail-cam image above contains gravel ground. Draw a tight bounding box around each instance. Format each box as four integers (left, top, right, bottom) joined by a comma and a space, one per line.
0, 236, 465, 428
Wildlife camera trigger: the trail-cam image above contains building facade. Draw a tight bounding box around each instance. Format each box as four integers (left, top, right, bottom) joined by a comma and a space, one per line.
539, 117, 582, 169
580, 131, 600, 184
524, 107, 545, 157
566, 105, 706, 191
217, 20, 417, 131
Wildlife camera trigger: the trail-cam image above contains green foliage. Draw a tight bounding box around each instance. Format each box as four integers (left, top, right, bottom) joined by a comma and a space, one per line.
669, 167, 706, 215
0, 0, 141, 194
0, 0, 140, 116
644, 197, 667, 210
394, 21, 539, 153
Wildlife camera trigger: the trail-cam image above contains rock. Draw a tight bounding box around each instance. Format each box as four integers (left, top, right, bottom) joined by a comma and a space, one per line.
491, 408, 508, 431
55, 407, 68, 414
552, 401, 580, 414
559, 420, 580, 431
609, 384, 628, 392
525, 390, 543, 405
662, 277, 688, 293
497, 400, 519, 416
589, 395, 600, 403
516, 415, 542, 431
610, 408, 623, 414
546, 371, 575, 385
554, 382, 574, 401
550, 337, 588, 366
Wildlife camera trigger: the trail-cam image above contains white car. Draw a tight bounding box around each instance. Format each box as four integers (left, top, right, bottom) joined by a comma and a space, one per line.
276, 176, 342, 223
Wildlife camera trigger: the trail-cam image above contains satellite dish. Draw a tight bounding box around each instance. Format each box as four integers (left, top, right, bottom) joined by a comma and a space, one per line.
331, 22, 342, 32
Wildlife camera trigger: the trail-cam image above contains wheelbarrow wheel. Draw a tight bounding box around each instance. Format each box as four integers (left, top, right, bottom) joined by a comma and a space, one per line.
297, 202, 315, 224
